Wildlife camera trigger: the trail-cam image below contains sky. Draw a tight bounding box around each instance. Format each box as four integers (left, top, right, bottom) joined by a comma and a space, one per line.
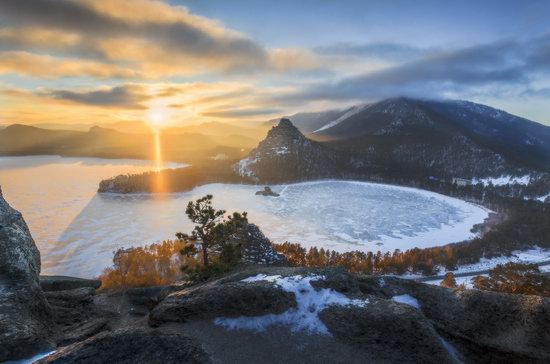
0, 0, 549, 127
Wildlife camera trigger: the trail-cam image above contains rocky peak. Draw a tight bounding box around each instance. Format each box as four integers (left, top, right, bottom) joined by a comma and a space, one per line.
261, 118, 308, 148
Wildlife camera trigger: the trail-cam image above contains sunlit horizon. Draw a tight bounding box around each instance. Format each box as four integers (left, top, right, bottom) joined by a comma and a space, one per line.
1, 0, 549, 128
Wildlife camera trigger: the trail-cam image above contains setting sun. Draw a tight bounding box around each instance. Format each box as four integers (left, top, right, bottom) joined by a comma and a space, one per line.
148, 109, 164, 127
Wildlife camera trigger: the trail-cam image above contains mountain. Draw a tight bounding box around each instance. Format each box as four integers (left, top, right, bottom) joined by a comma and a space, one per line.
0, 124, 81, 155
0, 124, 255, 162
306, 97, 550, 178
246, 98, 550, 183
236, 119, 350, 182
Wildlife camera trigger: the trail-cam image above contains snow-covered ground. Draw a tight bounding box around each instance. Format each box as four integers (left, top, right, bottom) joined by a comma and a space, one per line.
472, 175, 531, 186
215, 274, 369, 335
423, 247, 550, 288
391, 294, 420, 309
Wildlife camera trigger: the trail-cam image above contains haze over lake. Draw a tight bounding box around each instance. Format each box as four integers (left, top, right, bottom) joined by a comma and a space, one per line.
0, 156, 488, 277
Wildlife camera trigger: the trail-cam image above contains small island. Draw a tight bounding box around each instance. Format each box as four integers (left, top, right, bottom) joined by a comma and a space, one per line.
255, 186, 280, 197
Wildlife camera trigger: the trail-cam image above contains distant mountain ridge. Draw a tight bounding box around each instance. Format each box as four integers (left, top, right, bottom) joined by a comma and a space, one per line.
0, 124, 253, 162
246, 98, 550, 181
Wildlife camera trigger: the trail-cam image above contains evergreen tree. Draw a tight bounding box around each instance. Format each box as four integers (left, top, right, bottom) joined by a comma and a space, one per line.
177, 194, 247, 266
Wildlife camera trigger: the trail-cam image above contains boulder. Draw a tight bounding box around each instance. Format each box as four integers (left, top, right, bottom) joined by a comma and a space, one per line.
406, 281, 550, 363
320, 298, 456, 364
358, 275, 550, 363
149, 277, 296, 326
0, 187, 54, 361
37, 328, 211, 364
40, 276, 101, 292
228, 223, 285, 265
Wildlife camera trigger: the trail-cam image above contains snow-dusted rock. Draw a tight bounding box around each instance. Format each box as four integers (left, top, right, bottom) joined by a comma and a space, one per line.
234, 118, 348, 182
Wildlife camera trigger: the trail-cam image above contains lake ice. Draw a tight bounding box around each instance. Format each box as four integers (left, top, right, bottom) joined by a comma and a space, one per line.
0, 156, 488, 277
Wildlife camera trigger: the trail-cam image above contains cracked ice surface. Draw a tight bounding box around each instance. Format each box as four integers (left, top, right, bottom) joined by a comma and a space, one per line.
0, 157, 489, 277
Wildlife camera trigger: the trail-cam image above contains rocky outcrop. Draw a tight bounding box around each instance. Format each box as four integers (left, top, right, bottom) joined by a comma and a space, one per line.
229, 223, 285, 265
149, 277, 296, 326
37, 328, 211, 364
235, 119, 352, 183
0, 187, 54, 361
146, 267, 550, 364
357, 276, 550, 363
255, 186, 280, 196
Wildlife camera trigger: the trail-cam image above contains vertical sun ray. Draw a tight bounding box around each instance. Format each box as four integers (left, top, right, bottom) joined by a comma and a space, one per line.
152, 128, 165, 193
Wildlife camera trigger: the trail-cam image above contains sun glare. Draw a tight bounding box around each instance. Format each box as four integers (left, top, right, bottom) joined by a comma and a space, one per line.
148, 106, 166, 127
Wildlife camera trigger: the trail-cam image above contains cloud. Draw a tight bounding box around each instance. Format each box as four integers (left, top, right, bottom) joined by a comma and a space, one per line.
280, 38, 546, 103
0, 51, 141, 79
39, 85, 151, 109
0, 0, 269, 76
314, 42, 428, 60
201, 108, 283, 118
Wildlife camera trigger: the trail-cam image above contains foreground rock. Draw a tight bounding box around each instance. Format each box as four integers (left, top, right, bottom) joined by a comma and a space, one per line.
0, 186, 54, 361
357, 276, 550, 363
147, 266, 550, 363
150, 267, 455, 363
149, 276, 296, 326
37, 328, 211, 364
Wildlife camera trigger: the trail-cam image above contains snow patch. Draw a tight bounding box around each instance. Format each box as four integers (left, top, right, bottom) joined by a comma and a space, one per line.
438, 336, 464, 364
313, 104, 369, 133
392, 294, 420, 309
215, 274, 369, 335
236, 157, 256, 177
472, 175, 531, 186
4, 350, 56, 364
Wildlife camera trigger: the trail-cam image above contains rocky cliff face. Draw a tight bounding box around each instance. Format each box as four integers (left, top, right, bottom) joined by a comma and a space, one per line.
235, 118, 352, 182
0, 186, 54, 361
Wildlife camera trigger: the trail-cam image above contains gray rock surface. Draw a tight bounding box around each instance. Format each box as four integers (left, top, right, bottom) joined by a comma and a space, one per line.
0, 187, 54, 361
37, 328, 211, 364
320, 298, 453, 364
358, 275, 550, 363
149, 277, 296, 326
255, 186, 280, 196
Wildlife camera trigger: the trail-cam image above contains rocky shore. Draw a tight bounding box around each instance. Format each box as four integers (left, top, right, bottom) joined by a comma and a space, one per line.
2, 188, 550, 363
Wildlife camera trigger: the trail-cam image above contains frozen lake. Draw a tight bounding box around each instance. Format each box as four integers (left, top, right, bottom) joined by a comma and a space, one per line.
0, 156, 489, 277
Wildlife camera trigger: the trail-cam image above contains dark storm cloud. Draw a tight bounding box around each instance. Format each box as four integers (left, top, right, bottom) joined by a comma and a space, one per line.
280, 38, 546, 103
0, 0, 268, 66
41, 85, 150, 109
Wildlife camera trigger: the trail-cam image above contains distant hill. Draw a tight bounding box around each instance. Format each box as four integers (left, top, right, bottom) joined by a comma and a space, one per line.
248, 98, 550, 181
236, 119, 348, 182
0, 124, 254, 162
306, 98, 550, 177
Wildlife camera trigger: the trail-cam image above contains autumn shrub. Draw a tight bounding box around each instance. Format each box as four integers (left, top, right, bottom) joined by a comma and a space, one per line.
473, 262, 550, 297
99, 239, 194, 291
